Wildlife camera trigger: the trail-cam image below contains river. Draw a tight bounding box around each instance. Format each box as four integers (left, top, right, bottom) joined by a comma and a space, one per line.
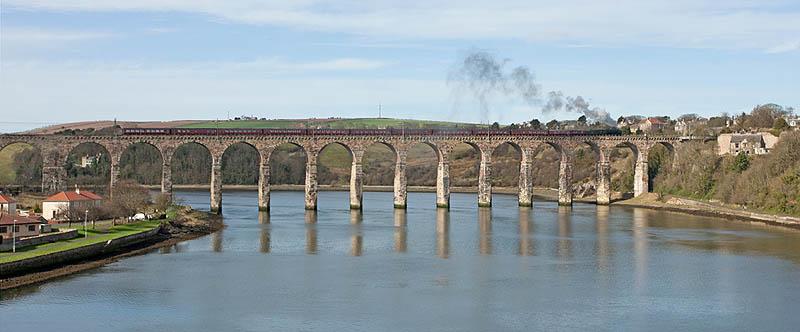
3, 190, 800, 331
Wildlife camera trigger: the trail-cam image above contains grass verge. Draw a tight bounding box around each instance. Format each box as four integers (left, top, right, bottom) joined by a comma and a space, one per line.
0, 220, 162, 264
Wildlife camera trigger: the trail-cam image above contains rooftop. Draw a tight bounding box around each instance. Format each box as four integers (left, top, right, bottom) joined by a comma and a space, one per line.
0, 194, 16, 204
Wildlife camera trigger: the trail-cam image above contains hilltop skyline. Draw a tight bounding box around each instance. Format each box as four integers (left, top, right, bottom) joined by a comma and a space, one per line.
1, 1, 798, 133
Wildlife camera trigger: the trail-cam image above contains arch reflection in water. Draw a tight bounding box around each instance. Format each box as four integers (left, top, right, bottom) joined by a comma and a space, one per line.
557, 206, 572, 261
350, 210, 363, 256
394, 209, 407, 253
212, 230, 223, 253
305, 210, 317, 254
478, 207, 492, 255
518, 207, 534, 256
259, 211, 270, 254
436, 208, 450, 258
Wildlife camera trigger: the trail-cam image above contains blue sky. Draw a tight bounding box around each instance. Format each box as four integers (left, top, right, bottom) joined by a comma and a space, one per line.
1, 1, 798, 132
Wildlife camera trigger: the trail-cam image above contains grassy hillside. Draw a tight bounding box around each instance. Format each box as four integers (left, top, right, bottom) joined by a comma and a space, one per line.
0, 143, 30, 184
180, 118, 483, 129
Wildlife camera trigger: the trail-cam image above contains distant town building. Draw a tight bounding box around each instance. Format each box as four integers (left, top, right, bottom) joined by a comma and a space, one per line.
42, 187, 103, 221
0, 213, 45, 241
0, 194, 17, 214
717, 133, 780, 155
784, 115, 799, 129
77, 154, 102, 168
639, 117, 668, 133
675, 118, 708, 135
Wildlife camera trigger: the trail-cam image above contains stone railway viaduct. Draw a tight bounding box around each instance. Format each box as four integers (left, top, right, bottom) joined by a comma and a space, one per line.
0, 133, 687, 213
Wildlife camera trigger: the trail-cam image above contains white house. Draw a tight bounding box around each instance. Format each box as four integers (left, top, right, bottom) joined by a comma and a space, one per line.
42, 187, 103, 221
0, 194, 16, 214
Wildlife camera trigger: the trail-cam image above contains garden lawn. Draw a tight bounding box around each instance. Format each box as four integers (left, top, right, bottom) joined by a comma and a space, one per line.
0, 220, 162, 264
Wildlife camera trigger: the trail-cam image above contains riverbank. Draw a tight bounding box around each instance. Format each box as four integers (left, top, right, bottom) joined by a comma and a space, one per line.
0, 206, 222, 291
612, 193, 800, 229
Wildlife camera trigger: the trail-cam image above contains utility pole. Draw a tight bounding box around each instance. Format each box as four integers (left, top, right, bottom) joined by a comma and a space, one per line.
378, 103, 382, 119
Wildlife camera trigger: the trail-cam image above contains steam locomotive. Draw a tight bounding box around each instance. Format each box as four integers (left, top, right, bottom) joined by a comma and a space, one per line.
121, 127, 621, 136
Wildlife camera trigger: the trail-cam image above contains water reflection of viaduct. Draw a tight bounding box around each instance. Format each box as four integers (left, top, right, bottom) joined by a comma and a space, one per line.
0, 133, 686, 213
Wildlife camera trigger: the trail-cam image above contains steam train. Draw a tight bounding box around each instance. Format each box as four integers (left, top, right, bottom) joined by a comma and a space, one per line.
121, 127, 621, 136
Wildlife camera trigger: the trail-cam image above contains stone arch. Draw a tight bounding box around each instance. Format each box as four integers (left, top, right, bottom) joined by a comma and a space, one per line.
118, 141, 165, 185
317, 141, 354, 186
220, 141, 261, 185
361, 141, 398, 186
0, 141, 44, 190
448, 140, 482, 188
268, 142, 307, 185
64, 141, 112, 193
170, 141, 213, 185
644, 141, 676, 193
491, 141, 522, 188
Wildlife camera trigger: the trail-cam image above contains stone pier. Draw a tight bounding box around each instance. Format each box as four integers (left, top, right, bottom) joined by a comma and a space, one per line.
258, 161, 270, 211
477, 147, 492, 207
558, 153, 573, 206
349, 149, 364, 210
161, 160, 173, 199
596, 160, 611, 205
518, 148, 533, 207
633, 150, 649, 197
41, 166, 66, 193
304, 151, 319, 210
436, 157, 450, 209
210, 158, 223, 214
393, 150, 408, 209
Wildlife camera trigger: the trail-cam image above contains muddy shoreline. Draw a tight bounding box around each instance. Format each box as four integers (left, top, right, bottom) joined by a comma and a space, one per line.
0, 209, 223, 291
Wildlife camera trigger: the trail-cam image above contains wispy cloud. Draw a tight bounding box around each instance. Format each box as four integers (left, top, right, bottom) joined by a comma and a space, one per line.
1, 27, 114, 42
5, 0, 800, 51
766, 41, 800, 54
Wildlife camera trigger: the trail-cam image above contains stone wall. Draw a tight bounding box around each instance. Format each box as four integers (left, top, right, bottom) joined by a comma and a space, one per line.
0, 227, 161, 277
0, 229, 78, 252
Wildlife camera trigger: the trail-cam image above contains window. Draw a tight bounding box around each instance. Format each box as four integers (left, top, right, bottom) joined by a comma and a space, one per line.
28, 225, 36, 232
0, 226, 6, 233
14, 226, 19, 232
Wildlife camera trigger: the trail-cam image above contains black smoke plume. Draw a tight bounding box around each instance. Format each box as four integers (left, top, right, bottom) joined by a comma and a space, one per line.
543, 92, 615, 125
448, 51, 540, 123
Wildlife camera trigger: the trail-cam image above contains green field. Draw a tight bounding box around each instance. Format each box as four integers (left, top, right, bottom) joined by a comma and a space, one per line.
0, 143, 30, 184
180, 118, 483, 129
0, 220, 162, 263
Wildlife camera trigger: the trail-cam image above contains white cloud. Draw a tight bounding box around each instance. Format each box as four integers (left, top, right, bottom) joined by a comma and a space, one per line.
766, 41, 800, 54
5, 0, 800, 51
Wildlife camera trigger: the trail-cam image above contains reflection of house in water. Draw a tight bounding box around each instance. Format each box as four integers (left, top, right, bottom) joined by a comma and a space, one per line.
717, 133, 779, 155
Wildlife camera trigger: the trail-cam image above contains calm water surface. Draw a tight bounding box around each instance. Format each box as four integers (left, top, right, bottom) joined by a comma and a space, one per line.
3, 190, 800, 331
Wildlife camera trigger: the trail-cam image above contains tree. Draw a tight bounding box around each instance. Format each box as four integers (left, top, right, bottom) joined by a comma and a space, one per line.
732, 152, 750, 173
546, 120, 559, 129
490, 122, 500, 129
773, 118, 789, 131
529, 119, 542, 129
109, 180, 152, 219
577, 115, 587, 126
617, 116, 625, 124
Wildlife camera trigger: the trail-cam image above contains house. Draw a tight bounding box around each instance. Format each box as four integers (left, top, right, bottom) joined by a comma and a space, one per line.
675, 118, 708, 135
78, 154, 102, 168
784, 116, 800, 129
639, 117, 668, 133
0, 194, 16, 214
717, 133, 780, 155
42, 187, 104, 221
0, 213, 45, 241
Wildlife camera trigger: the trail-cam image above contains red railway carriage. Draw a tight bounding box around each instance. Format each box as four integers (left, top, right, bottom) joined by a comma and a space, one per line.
172, 128, 218, 135
220, 128, 263, 135
122, 128, 171, 135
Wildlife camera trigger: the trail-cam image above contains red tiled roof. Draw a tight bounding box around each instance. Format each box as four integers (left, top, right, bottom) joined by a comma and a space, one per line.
647, 117, 667, 124
0, 194, 16, 204
44, 190, 103, 202
0, 213, 42, 225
